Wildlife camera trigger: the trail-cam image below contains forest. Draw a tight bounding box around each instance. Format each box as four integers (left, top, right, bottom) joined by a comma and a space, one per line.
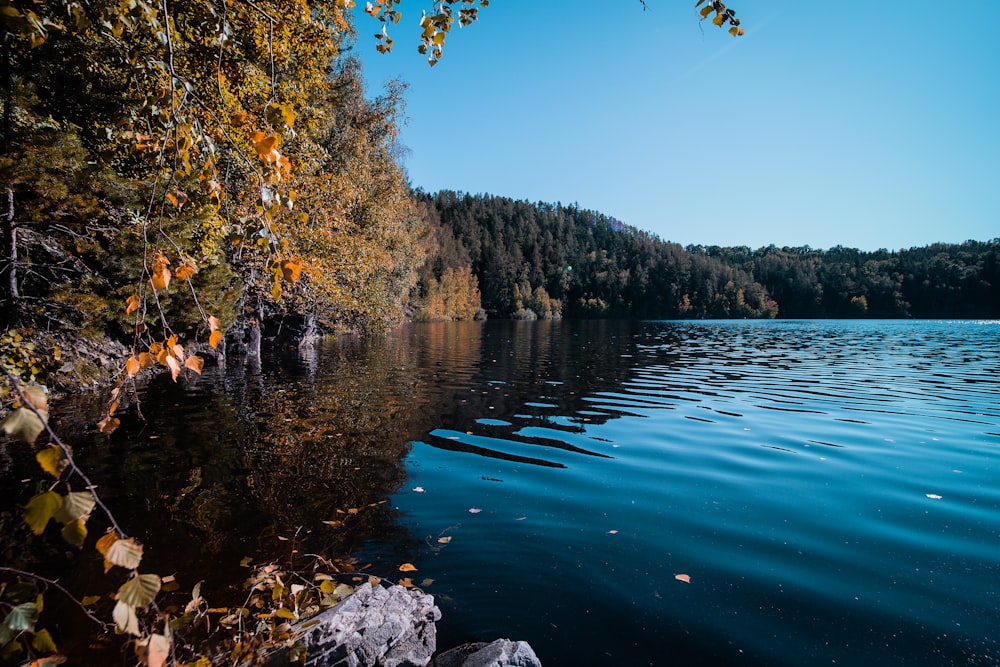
417, 190, 999, 321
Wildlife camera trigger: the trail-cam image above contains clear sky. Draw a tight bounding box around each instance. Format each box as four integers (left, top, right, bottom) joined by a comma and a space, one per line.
353, 1, 999, 251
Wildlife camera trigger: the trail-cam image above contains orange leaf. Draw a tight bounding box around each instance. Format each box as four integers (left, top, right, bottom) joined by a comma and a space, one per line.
138, 352, 156, 368
174, 261, 197, 281
208, 315, 221, 332
166, 190, 188, 209
675, 574, 691, 584
398, 563, 417, 572
151, 256, 171, 292
156, 349, 169, 366
125, 357, 140, 377
125, 295, 140, 315
172, 344, 185, 362
281, 258, 303, 282
96, 531, 118, 557
98, 416, 120, 435
148, 342, 163, 355
209, 330, 223, 350
399, 577, 414, 588
232, 111, 250, 127
184, 356, 204, 374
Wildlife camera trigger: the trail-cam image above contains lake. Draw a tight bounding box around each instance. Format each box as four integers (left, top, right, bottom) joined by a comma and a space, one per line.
45, 319, 1000, 665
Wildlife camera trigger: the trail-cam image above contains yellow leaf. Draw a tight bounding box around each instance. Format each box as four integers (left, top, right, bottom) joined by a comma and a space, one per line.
437, 536, 451, 544
712, 12, 725, 26
24, 491, 62, 535
398, 563, 417, 572
2, 407, 48, 443
274, 608, 296, 620
209, 330, 223, 350
126, 295, 140, 315
700, 5, 713, 18
126, 356, 140, 377
185, 356, 204, 374
675, 574, 691, 584
36, 446, 66, 479
271, 282, 282, 300
61, 517, 88, 547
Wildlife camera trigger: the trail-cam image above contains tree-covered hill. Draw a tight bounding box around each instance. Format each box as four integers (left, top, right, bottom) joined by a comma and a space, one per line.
417, 190, 999, 321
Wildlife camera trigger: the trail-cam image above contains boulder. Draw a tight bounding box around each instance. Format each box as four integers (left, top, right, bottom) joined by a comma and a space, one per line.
265, 583, 441, 667
433, 639, 542, 667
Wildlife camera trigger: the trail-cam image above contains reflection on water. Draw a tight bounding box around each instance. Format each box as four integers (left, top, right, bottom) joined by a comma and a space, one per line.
22, 320, 1000, 666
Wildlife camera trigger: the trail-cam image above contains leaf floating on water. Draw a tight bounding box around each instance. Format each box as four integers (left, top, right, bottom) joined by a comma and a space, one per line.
413, 487, 425, 493
420, 578, 435, 587
399, 563, 418, 572
515, 516, 527, 521
674, 574, 691, 584
926, 494, 943, 500
437, 536, 452, 544
468, 508, 482, 514
608, 530, 619, 535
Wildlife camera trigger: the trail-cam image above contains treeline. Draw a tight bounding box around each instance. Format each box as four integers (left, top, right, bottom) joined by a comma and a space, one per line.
417, 191, 999, 320
689, 241, 1000, 318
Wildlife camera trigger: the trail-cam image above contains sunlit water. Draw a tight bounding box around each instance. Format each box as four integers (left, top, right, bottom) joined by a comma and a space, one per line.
44, 320, 1000, 665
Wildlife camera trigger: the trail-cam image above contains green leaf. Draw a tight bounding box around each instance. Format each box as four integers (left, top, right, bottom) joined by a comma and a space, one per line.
2, 407, 47, 443
2, 602, 38, 635
118, 574, 161, 608
53, 491, 95, 524
105, 537, 144, 570
35, 446, 66, 479
113, 601, 140, 636
60, 518, 87, 547
31, 627, 58, 654
24, 491, 62, 535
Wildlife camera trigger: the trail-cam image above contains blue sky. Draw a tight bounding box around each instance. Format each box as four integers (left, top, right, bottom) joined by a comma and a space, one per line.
354, 1, 999, 251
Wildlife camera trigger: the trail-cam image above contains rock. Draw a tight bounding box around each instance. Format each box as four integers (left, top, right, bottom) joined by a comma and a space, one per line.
433, 639, 541, 667
264, 583, 441, 667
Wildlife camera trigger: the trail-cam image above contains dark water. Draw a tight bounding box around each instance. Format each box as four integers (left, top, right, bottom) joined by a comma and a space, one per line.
32, 320, 1000, 665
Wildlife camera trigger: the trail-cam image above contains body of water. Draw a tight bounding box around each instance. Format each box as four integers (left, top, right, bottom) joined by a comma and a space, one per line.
44, 320, 1000, 665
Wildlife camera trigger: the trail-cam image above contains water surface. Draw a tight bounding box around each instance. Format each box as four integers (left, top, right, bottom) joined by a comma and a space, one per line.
44, 320, 1000, 665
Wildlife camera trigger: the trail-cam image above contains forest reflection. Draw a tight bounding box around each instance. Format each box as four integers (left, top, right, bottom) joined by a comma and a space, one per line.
35, 321, 646, 602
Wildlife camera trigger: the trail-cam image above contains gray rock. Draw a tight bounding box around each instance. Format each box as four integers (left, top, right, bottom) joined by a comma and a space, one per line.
264, 583, 441, 667
433, 639, 541, 667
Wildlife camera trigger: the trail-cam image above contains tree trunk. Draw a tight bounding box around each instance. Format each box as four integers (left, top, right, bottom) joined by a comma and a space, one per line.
1, 186, 18, 326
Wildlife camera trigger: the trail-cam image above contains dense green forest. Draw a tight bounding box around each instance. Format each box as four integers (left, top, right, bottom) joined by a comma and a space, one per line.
417, 191, 999, 321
